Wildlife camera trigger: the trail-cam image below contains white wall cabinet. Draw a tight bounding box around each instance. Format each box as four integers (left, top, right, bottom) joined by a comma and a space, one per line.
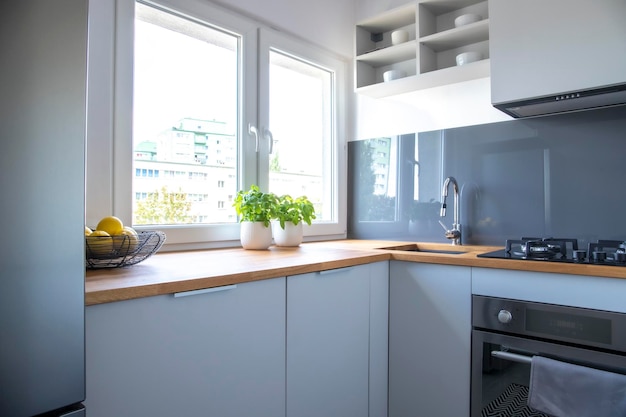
85, 278, 287, 417
286, 261, 389, 417
388, 261, 472, 417
356, 0, 489, 98
489, 0, 626, 108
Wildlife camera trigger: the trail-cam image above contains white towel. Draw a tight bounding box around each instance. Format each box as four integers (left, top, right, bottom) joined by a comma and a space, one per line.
528, 356, 626, 417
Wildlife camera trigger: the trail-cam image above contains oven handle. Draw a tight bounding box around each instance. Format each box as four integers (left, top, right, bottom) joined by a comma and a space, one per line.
491, 350, 533, 364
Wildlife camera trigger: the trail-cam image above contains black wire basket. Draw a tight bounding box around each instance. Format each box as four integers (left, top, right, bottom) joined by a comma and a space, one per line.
86, 230, 166, 269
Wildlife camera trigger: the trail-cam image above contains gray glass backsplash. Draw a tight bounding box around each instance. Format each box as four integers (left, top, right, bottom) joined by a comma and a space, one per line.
348, 106, 626, 246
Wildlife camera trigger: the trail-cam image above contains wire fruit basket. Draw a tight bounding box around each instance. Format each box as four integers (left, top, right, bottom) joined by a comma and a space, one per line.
86, 230, 166, 269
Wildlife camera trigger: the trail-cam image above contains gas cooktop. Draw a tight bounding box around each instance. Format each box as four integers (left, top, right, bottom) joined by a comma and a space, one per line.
478, 237, 626, 267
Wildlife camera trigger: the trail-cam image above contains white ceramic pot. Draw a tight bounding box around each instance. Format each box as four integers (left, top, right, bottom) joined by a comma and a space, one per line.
456, 51, 482, 66
454, 13, 481, 28
391, 29, 409, 45
240, 221, 272, 250
272, 221, 303, 247
383, 69, 407, 82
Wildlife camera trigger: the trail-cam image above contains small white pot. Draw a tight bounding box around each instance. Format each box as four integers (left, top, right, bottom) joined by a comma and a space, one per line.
454, 13, 482, 28
383, 69, 407, 82
240, 221, 272, 250
391, 29, 409, 45
456, 51, 482, 66
272, 221, 303, 247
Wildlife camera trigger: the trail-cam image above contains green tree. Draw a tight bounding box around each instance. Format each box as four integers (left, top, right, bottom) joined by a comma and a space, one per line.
270, 150, 281, 172
134, 186, 193, 225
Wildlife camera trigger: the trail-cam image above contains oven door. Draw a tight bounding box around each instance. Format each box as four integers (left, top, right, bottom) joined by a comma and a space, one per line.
471, 329, 626, 417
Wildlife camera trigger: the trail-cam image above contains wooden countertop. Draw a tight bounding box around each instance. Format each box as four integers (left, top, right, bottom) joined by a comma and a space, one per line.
85, 239, 626, 305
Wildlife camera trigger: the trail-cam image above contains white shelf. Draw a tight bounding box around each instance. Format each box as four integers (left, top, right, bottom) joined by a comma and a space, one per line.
357, 3, 416, 33
356, 58, 490, 98
356, 40, 417, 66
420, 19, 489, 52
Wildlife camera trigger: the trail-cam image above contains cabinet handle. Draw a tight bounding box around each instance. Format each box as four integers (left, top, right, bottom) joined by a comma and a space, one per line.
174, 284, 237, 298
318, 267, 353, 276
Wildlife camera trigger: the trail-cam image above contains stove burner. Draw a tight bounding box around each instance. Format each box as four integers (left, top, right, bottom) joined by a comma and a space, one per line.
506, 237, 577, 260
479, 237, 626, 267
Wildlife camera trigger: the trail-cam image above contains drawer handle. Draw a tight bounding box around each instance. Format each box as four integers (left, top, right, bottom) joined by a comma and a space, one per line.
174, 284, 237, 298
318, 267, 353, 276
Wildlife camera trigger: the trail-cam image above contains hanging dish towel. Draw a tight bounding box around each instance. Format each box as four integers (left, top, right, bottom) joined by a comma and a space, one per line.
528, 356, 626, 417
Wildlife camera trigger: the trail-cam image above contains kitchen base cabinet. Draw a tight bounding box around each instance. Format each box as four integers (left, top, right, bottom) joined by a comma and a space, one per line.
389, 262, 471, 417
286, 261, 388, 417
85, 278, 286, 417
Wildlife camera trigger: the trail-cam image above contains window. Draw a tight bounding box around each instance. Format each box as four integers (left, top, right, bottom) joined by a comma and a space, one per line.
132, 2, 239, 227
258, 29, 346, 237
87, 0, 346, 249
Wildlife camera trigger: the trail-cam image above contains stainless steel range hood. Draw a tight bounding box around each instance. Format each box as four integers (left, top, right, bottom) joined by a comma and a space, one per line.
494, 84, 626, 119
489, 1, 626, 119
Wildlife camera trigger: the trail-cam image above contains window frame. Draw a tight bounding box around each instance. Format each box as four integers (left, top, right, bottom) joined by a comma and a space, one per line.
86, 0, 347, 251
258, 28, 348, 240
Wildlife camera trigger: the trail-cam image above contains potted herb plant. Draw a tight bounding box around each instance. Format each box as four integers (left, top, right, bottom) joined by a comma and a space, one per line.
272, 194, 316, 247
233, 185, 278, 250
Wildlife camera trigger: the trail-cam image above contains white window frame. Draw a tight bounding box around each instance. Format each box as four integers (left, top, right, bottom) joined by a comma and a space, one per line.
258, 28, 348, 240
86, 0, 347, 251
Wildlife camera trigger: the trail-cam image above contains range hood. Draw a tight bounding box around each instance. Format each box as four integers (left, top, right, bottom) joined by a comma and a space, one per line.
494, 84, 626, 119
489, 1, 626, 119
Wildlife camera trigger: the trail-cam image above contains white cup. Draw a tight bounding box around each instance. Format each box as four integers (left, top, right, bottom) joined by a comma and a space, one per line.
455, 51, 482, 66
454, 14, 482, 28
391, 30, 409, 45
383, 69, 407, 82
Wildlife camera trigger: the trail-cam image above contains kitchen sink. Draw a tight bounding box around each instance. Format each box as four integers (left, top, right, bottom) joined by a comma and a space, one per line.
376, 244, 467, 255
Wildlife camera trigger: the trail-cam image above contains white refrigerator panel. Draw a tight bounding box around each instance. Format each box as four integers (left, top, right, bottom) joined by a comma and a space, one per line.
0, 1, 87, 416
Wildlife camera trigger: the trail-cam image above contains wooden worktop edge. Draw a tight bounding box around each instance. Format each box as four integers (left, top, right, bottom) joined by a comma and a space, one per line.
85, 240, 626, 305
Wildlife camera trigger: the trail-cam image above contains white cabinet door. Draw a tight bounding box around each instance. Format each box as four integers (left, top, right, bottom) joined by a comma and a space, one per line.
389, 261, 471, 417
489, 0, 626, 105
286, 262, 388, 417
85, 277, 286, 417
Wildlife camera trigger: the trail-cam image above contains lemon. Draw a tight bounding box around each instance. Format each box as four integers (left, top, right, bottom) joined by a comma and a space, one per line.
114, 226, 139, 254
85, 226, 93, 236
86, 230, 113, 258
96, 216, 124, 235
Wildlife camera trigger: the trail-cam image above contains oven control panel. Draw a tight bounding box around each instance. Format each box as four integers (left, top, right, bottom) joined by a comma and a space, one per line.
472, 295, 626, 352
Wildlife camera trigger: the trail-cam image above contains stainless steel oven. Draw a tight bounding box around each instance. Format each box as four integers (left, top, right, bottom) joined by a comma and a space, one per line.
471, 295, 626, 417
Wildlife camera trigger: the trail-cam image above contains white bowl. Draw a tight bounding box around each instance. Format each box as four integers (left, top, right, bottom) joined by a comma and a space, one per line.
454, 13, 482, 28
455, 51, 482, 66
383, 70, 407, 82
391, 30, 409, 45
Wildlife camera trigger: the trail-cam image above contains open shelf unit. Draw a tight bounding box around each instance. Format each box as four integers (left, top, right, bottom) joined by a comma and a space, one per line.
355, 0, 490, 98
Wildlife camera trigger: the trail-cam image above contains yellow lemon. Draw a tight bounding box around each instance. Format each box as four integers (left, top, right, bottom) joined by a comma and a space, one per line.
96, 216, 124, 235
86, 230, 114, 258
114, 226, 139, 254
122, 226, 137, 235
85, 226, 93, 236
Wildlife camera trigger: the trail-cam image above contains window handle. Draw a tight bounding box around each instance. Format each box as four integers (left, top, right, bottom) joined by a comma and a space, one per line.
264, 128, 275, 154
248, 123, 259, 152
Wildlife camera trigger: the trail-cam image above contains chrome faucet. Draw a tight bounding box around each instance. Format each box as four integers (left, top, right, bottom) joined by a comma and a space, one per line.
440, 176, 461, 245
